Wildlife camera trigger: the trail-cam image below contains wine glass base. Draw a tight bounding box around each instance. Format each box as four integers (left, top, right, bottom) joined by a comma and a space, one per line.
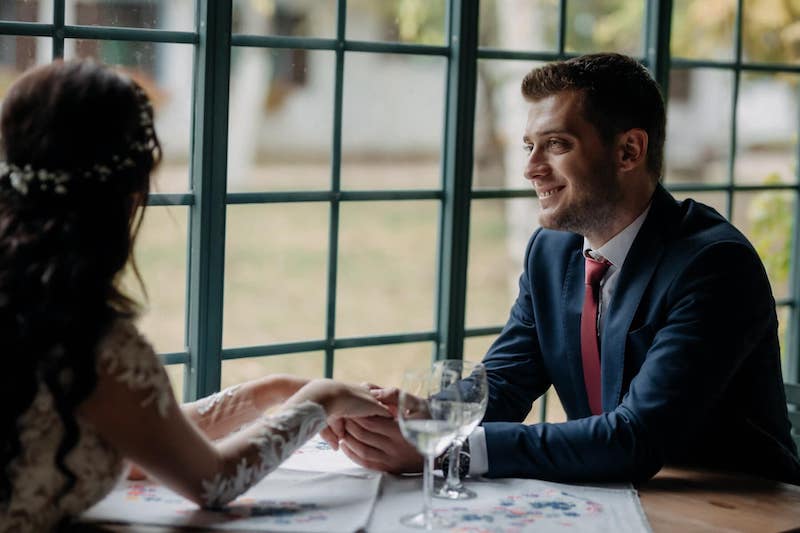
400, 510, 454, 529
433, 481, 477, 500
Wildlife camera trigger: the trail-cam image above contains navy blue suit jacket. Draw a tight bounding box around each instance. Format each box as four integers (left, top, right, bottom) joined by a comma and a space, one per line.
481, 185, 800, 484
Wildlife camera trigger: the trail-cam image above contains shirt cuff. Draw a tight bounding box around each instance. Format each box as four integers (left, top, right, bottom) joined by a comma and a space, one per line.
467, 426, 489, 476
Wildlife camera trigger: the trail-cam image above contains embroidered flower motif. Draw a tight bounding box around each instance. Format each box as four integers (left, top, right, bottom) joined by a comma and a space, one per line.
196, 385, 241, 415
200, 401, 327, 508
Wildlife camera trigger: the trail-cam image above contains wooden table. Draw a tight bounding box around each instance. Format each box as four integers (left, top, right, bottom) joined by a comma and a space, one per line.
638, 467, 800, 532
73, 466, 800, 532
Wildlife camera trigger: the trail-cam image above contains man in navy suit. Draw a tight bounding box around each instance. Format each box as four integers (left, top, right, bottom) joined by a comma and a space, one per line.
327, 53, 800, 484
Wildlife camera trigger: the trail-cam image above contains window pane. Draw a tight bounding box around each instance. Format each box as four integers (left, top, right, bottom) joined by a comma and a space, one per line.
464, 335, 496, 361
224, 204, 328, 348
1, 1, 50, 22
479, 0, 559, 52
664, 68, 733, 186
165, 364, 185, 403
474, 59, 536, 191
743, 0, 800, 64
669, 190, 728, 218
66, 40, 193, 192
342, 53, 445, 190
232, 0, 336, 38
125, 206, 188, 354
337, 201, 437, 337
778, 306, 792, 378
0, 36, 50, 95
66, 0, 194, 32
671, 0, 736, 61
467, 198, 534, 328
565, 0, 645, 56
333, 343, 433, 389
222, 352, 325, 390
732, 190, 795, 301
346, 0, 446, 45
228, 48, 335, 192
735, 72, 799, 186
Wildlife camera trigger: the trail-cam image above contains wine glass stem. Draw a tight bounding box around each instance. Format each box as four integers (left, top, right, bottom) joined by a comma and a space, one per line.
423, 454, 434, 525
445, 441, 463, 490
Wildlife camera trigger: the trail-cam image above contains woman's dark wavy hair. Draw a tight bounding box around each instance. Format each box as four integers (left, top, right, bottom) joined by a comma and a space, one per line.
0, 59, 161, 504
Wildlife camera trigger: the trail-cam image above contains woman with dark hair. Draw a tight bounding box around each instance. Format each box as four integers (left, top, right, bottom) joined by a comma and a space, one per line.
0, 60, 388, 532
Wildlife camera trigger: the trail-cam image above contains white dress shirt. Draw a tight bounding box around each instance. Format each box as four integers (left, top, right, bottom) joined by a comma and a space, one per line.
468, 204, 652, 477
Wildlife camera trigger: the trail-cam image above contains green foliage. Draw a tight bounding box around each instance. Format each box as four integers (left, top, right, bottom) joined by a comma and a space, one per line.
749, 173, 794, 286
394, 0, 447, 45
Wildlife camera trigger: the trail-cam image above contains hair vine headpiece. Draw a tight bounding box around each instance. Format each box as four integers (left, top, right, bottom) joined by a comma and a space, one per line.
0, 85, 158, 197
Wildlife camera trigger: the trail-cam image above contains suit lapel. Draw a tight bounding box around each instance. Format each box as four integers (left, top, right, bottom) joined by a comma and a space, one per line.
600, 185, 679, 411
562, 246, 592, 418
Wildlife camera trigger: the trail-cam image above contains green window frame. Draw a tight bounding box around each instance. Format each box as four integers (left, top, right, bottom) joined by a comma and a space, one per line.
1, 0, 798, 416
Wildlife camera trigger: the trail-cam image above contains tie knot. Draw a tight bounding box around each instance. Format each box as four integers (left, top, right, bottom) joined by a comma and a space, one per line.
584, 256, 611, 287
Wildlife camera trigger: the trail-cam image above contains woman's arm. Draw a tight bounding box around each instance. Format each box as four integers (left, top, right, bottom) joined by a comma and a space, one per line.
181, 374, 309, 440
77, 320, 388, 508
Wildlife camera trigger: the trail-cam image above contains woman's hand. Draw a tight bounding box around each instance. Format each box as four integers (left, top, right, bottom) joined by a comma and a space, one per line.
287, 379, 391, 419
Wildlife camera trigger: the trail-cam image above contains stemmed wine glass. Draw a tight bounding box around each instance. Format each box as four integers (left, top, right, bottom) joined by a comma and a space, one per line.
397, 366, 462, 529
433, 359, 488, 500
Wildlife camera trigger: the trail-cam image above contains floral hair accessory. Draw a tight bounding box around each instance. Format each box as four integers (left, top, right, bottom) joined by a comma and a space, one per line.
0, 84, 158, 197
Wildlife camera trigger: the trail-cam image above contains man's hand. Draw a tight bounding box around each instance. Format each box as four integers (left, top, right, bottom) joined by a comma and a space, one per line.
320, 382, 384, 451
340, 416, 423, 473
338, 387, 423, 473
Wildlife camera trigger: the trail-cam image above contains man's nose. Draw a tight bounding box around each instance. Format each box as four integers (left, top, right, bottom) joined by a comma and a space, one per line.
524, 148, 549, 180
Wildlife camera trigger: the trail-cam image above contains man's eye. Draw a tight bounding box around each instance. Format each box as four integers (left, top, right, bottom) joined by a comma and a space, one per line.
522, 144, 534, 154
548, 139, 565, 148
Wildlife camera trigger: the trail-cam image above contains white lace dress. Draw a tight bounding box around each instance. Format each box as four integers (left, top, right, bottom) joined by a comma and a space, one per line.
1, 319, 327, 532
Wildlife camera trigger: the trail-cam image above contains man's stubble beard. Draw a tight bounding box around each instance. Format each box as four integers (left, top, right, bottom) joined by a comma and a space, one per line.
540, 161, 622, 238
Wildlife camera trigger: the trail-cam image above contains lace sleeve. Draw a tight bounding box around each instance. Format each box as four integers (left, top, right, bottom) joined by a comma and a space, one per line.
96, 319, 172, 418
201, 401, 327, 508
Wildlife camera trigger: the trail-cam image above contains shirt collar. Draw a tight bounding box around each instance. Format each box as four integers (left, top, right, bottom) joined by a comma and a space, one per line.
582, 203, 652, 268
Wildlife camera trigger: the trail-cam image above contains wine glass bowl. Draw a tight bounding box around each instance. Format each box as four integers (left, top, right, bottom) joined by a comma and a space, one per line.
396, 367, 461, 529
432, 359, 488, 500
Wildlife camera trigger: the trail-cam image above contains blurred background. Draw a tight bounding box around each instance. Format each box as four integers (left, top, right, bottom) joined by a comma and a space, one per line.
1, 0, 798, 423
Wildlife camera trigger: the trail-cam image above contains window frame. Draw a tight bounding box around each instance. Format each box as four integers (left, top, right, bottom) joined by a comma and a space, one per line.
1, 0, 797, 412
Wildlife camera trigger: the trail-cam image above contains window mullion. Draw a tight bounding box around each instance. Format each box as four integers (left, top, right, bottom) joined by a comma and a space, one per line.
185, 0, 231, 400
435, 0, 478, 361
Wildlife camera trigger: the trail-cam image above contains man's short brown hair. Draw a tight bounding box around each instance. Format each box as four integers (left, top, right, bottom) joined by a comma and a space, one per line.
521, 53, 666, 179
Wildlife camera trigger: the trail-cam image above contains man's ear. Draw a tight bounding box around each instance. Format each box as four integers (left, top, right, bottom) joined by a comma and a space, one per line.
616, 128, 648, 172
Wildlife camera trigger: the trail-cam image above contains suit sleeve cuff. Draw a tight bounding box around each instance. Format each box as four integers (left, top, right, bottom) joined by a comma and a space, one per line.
467, 426, 489, 476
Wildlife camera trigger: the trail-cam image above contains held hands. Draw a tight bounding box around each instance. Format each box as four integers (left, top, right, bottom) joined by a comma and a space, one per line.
286, 378, 391, 420
323, 386, 424, 474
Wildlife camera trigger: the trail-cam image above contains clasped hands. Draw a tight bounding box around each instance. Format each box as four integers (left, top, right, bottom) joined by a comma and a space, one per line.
321, 384, 425, 474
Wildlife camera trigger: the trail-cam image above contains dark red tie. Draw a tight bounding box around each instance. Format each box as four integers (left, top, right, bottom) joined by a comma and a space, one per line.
581, 256, 611, 415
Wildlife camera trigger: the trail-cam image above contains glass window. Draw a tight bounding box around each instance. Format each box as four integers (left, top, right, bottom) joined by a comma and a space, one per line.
66, 0, 195, 32
232, 0, 337, 39
341, 53, 446, 190
222, 352, 325, 390
565, 0, 645, 57
346, 0, 446, 45
0, 0, 51, 23
467, 198, 532, 328
224, 204, 329, 348
479, 0, 559, 52
735, 72, 799, 186
664, 68, 734, 186
336, 201, 438, 337
126, 206, 189, 354
227, 48, 336, 192
671, 0, 736, 61
333, 343, 434, 389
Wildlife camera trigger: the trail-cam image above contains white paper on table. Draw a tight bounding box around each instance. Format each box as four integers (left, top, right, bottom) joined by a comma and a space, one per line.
371, 475, 652, 532
280, 435, 367, 475
81, 468, 381, 533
